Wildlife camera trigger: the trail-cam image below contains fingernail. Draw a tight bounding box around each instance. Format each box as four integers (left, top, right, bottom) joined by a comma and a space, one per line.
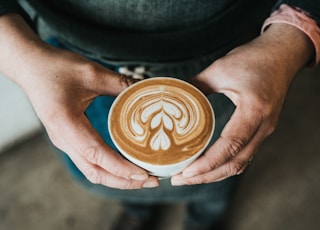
171, 179, 186, 186
143, 180, 159, 188
130, 174, 148, 181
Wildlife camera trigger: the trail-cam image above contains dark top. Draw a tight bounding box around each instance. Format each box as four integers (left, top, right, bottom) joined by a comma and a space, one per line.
1, 0, 319, 62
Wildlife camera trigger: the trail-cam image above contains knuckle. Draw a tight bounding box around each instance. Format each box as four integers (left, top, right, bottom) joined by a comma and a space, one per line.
266, 119, 278, 136
79, 63, 99, 86
123, 180, 138, 190
225, 161, 246, 177
251, 102, 278, 137
209, 58, 227, 75
257, 98, 271, 113
82, 146, 99, 164
187, 176, 204, 185
118, 74, 136, 88
83, 166, 101, 184
249, 99, 271, 122
81, 62, 98, 78
252, 98, 276, 122
198, 175, 211, 184
193, 176, 204, 185
225, 137, 246, 157
205, 153, 220, 169
246, 100, 279, 138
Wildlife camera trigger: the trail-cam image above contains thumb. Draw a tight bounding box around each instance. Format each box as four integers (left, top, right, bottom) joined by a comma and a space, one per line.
89, 63, 138, 96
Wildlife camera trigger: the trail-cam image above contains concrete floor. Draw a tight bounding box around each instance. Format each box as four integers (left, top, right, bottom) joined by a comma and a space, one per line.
1, 66, 320, 230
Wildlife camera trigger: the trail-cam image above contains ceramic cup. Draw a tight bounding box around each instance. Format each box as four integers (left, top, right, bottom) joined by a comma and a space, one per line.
108, 77, 215, 178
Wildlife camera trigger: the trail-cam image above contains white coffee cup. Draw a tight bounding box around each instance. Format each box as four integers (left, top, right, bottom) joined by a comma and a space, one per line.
108, 77, 215, 178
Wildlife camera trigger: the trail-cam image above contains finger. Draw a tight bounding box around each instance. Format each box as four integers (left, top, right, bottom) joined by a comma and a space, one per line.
83, 62, 138, 96
172, 147, 257, 186
195, 128, 264, 183
47, 112, 151, 182
180, 105, 263, 178
172, 113, 271, 186
74, 116, 150, 180
71, 155, 159, 189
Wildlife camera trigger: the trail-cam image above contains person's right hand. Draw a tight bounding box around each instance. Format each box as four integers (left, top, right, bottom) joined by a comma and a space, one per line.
0, 14, 159, 189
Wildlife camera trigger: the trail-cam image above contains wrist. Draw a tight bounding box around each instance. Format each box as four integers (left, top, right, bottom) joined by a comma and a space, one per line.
223, 23, 313, 91
261, 23, 314, 72
0, 14, 48, 85
262, 4, 320, 66
242, 22, 314, 82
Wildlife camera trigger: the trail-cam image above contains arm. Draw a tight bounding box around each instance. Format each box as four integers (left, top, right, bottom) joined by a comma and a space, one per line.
171, 22, 314, 185
0, 13, 159, 189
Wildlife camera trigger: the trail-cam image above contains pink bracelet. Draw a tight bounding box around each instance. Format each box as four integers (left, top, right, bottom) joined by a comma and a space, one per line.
262, 4, 320, 66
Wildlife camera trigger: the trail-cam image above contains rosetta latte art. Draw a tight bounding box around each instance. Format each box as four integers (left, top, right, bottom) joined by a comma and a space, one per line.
124, 89, 200, 151
109, 78, 214, 165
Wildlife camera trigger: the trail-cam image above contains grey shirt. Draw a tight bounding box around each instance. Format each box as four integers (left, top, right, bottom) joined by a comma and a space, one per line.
21, 0, 275, 62
3, 0, 319, 62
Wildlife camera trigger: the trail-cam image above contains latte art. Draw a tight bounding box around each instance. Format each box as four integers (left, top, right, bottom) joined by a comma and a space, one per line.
125, 88, 200, 151
109, 78, 214, 165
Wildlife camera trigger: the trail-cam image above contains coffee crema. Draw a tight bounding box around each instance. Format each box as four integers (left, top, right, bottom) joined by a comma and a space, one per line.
109, 77, 214, 165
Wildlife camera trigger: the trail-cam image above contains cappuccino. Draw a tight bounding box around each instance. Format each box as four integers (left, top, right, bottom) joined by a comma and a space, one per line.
108, 77, 214, 175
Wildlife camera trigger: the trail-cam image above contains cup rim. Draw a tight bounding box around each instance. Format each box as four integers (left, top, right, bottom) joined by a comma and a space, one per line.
108, 77, 215, 168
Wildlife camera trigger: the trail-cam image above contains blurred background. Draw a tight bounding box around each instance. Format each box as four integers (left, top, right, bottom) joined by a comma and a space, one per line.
1, 66, 320, 230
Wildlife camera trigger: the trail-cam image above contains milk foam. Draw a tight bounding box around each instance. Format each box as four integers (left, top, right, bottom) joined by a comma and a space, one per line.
122, 87, 201, 150
109, 78, 214, 165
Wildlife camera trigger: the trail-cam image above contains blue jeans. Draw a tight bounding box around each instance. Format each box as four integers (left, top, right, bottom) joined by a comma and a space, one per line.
47, 37, 239, 226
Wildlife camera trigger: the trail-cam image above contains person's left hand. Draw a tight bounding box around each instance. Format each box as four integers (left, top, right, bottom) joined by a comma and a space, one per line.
171, 23, 314, 185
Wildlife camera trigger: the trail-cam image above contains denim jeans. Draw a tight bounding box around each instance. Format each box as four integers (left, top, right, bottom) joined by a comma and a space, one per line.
47, 37, 239, 226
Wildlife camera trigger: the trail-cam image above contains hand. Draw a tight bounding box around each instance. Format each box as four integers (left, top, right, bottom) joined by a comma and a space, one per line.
0, 14, 159, 189
171, 23, 314, 185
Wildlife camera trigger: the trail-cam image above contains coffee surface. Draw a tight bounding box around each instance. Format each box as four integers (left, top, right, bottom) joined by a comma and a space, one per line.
109, 78, 214, 165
